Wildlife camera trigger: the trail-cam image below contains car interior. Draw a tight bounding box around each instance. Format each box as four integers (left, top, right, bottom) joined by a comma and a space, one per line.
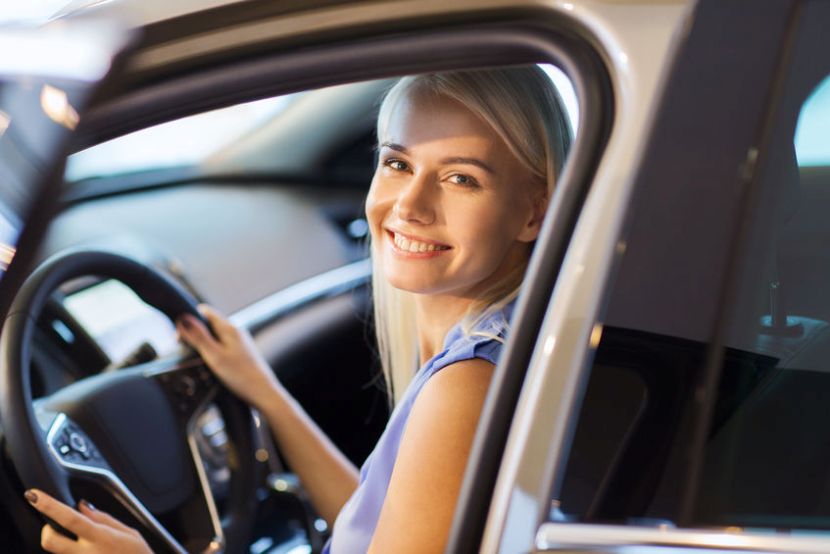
0, 80, 389, 553
0, 62, 579, 552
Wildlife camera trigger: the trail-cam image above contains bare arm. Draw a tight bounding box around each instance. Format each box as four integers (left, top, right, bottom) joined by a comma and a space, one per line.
178, 306, 358, 525
367, 358, 495, 554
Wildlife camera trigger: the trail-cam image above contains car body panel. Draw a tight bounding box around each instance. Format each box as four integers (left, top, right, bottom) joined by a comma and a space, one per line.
491, 1, 830, 554
481, 1, 693, 552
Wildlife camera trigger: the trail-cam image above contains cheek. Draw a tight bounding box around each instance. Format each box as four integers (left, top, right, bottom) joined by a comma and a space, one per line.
451, 201, 510, 244
449, 201, 526, 266
365, 181, 390, 239
364, 178, 381, 221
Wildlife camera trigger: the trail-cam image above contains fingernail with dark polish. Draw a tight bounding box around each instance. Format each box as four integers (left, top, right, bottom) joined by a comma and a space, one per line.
80, 499, 96, 511
24, 490, 38, 504
181, 317, 192, 329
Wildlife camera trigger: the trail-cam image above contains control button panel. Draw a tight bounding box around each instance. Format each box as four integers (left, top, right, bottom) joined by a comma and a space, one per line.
156, 364, 216, 417
51, 419, 108, 470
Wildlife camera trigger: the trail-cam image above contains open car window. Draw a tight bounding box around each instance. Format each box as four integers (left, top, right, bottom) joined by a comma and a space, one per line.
64, 64, 578, 189
10, 49, 587, 551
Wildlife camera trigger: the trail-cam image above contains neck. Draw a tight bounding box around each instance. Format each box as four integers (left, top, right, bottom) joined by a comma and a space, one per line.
414, 294, 475, 364
411, 244, 532, 364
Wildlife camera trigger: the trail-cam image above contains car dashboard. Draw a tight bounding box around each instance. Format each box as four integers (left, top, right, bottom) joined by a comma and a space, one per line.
2, 178, 386, 552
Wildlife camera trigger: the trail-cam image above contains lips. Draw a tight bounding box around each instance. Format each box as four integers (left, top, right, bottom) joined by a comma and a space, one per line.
387, 230, 450, 254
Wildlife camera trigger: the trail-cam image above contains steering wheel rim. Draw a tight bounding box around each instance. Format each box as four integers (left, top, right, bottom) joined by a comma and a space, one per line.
0, 248, 258, 553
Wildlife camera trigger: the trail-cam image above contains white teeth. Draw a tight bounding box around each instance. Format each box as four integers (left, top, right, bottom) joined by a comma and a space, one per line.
392, 232, 447, 253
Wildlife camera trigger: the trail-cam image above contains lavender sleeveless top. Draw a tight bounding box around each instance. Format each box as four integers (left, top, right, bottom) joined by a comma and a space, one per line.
324, 303, 514, 554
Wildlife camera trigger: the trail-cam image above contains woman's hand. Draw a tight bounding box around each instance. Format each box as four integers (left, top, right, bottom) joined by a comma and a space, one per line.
177, 305, 281, 410
25, 489, 152, 554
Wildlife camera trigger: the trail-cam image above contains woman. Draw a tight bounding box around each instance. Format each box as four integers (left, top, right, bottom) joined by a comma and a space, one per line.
26, 66, 571, 553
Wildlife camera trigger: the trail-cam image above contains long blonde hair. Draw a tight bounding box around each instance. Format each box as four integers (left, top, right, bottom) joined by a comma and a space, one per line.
371, 66, 572, 403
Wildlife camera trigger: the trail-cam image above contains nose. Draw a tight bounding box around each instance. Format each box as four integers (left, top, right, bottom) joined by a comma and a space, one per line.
393, 173, 436, 225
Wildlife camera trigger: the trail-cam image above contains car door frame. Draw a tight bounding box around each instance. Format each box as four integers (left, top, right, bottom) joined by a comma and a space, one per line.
0, 1, 619, 551
499, 1, 830, 553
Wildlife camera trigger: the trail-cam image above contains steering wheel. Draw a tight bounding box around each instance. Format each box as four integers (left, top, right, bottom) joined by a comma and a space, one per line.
0, 249, 258, 553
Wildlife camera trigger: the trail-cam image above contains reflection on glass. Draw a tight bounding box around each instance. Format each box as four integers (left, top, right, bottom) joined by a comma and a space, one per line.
0, 110, 9, 136
795, 76, 830, 166
0, 243, 14, 270
589, 323, 603, 349
541, 63, 579, 135
40, 84, 79, 130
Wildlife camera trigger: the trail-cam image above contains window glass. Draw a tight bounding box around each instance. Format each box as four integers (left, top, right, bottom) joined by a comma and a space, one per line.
795, 76, 830, 166
65, 94, 298, 181
542, 64, 579, 135
552, 1, 830, 537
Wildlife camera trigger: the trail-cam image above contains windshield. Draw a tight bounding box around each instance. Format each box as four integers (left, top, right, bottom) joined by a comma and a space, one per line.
65, 94, 298, 182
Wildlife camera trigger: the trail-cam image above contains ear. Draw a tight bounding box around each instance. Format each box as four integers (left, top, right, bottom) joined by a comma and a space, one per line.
516, 190, 549, 243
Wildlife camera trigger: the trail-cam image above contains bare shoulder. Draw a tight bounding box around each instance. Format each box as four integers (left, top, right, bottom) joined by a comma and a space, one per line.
415, 357, 496, 415
367, 358, 496, 554
390, 356, 498, 479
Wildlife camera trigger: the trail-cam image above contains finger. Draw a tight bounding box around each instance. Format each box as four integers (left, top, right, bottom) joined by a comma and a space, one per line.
197, 304, 237, 337
78, 500, 137, 535
177, 314, 219, 353
26, 490, 94, 537
41, 524, 76, 554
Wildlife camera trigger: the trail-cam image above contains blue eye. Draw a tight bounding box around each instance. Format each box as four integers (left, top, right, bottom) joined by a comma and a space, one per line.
450, 174, 479, 187
384, 159, 409, 171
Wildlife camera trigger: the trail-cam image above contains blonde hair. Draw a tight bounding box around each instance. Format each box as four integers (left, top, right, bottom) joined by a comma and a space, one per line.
371, 66, 572, 403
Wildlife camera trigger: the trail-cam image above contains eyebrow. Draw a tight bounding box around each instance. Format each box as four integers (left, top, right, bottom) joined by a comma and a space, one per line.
379, 142, 497, 175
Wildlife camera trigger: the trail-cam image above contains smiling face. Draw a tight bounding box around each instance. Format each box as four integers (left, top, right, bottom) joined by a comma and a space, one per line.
366, 90, 545, 301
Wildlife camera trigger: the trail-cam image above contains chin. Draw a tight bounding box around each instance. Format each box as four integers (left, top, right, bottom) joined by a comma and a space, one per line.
385, 274, 480, 299
385, 276, 433, 294
382, 271, 443, 294
381, 260, 491, 298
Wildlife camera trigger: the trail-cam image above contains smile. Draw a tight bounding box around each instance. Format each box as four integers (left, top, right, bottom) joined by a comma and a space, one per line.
388, 231, 450, 254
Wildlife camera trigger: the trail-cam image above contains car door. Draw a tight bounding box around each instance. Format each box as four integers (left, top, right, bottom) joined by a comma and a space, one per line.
482, 1, 830, 553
